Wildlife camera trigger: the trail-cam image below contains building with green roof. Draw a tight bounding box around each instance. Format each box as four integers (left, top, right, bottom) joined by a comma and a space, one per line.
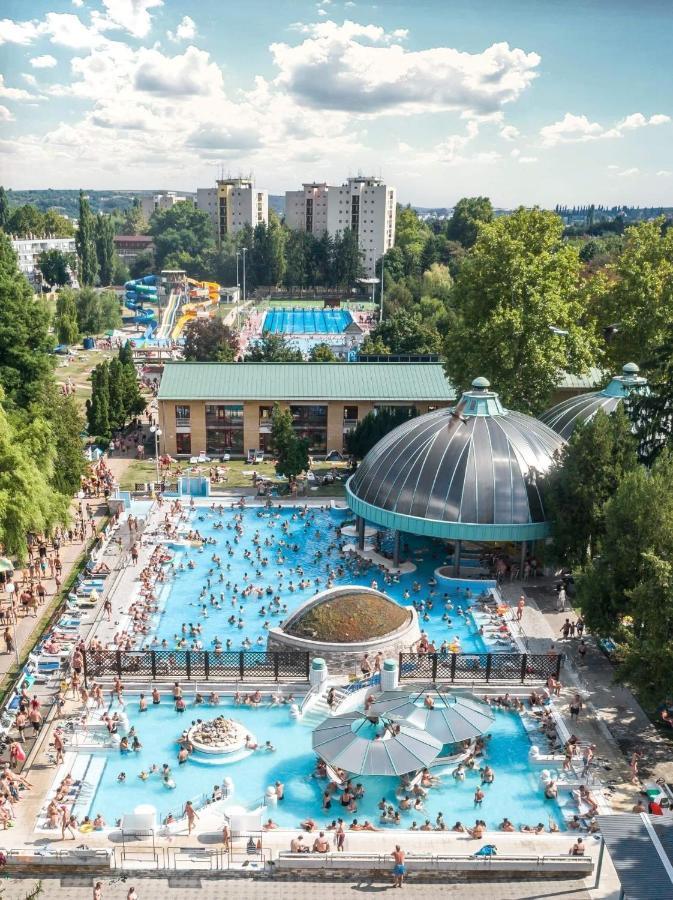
157, 361, 456, 457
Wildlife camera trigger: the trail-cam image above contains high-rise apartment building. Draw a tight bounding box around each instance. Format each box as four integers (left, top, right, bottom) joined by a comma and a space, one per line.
196, 178, 268, 243
140, 191, 189, 220
284, 176, 396, 276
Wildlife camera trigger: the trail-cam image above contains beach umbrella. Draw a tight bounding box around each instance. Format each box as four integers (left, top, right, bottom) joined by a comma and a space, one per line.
368, 688, 495, 745
312, 711, 441, 777
0, 558, 14, 573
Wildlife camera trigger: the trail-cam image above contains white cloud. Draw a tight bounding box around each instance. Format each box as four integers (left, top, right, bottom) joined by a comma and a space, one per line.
0, 105, 14, 121
270, 21, 540, 116
95, 0, 163, 39
22, 73, 38, 86
540, 110, 671, 146
72, 0, 84, 7
618, 167, 639, 177
607, 164, 619, 170
167, 15, 196, 42
43, 13, 106, 49
0, 18, 42, 44
30, 54, 58, 69
500, 124, 519, 141
518, 155, 538, 163
135, 46, 223, 96
0, 75, 34, 100
657, 169, 672, 177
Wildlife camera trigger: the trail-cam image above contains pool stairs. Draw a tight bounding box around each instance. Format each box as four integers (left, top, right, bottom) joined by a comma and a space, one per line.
299, 684, 348, 727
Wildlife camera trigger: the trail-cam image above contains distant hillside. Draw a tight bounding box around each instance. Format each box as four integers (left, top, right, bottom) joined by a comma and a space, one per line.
4, 189, 196, 219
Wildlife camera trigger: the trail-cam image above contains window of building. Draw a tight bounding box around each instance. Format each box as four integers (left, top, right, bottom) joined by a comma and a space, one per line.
343, 405, 358, 424
175, 405, 191, 425
204, 404, 244, 455
259, 405, 273, 422
290, 404, 327, 453
176, 432, 192, 455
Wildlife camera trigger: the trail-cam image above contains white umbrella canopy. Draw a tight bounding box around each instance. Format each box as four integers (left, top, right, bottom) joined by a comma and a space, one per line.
368, 688, 495, 745
312, 711, 442, 777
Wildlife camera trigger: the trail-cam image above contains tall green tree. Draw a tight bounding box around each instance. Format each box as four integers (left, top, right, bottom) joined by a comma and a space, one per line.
446, 197, 494, 248
0, 186, 9, 230
54, 288, 80, 345
308, 343, 338, 362
600, 218, 673, 367
38, 248, 72, 286
75, 190, 98, 286
271, 403, 309, 480
333, 228, 363, 287
75, 288, 121, 334
95, 213, 115, 286
363, 309, 442, 355
444, 207, 601, 413
245, 334, 303, 362
0, 233, 54, 408
345, 407, 418, 459
44, 391, 86, 496
87, 361, 111, 440
183, 318, 239, 362
149, 201, 214, 269
627, 331, 673, 465
544, 408, 638, 565
107, 357, 126, 430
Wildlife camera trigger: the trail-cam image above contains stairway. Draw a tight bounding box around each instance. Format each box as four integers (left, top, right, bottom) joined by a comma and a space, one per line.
300, 684, 348, 726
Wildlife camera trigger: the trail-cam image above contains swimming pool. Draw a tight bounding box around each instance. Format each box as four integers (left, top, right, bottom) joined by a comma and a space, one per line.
86, 695, 564, 831
263, 308, 353, 334
138, 505, 499, 654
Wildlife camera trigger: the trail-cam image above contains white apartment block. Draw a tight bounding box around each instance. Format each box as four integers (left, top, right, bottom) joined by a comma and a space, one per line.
196, 178, 268, 243
284, 176, 396, 276
140, 191, 189, 220
11, 235, 76, 283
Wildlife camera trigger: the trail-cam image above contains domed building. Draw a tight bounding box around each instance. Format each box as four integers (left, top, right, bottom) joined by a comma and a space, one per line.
539, 363, 647, 440
346, 377, 565, 570
266, 585, 421, 671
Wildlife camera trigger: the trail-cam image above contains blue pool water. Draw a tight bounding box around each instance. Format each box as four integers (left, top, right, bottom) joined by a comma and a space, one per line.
87, 696, 564, 831
140, 505, 493, 654
263, 308, 353, 334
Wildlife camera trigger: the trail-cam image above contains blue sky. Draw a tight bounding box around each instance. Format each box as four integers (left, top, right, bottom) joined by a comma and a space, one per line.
1, 0, 671, 206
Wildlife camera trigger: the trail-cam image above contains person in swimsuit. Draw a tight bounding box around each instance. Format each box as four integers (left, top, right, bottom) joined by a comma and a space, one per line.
392, 845, 406, 888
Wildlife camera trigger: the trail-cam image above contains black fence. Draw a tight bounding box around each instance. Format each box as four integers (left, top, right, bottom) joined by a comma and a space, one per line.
82, 650, 310, 683
399, 652, 563, 684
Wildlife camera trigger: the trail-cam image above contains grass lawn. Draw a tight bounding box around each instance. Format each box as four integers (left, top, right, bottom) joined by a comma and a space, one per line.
53, 347, 116, 407
118, 457, 347, 497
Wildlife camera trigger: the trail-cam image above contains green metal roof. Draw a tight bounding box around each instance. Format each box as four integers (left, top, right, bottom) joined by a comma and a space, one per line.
158, 362, 456, 403
556, 368, 604, 390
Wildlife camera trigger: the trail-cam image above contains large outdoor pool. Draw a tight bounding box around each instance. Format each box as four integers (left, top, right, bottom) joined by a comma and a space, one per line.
86, 695, 564, 831
138, 504, 498, 654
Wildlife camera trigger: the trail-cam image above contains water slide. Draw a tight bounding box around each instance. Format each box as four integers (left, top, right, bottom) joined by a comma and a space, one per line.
187, 277, 220, 301
171, 297, 218, 340
156, 289, 181, 340
125, 275, 158, 310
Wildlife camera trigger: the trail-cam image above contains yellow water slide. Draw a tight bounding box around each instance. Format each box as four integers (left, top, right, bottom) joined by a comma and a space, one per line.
187, 278, 220, 301
171, 297, 219, 339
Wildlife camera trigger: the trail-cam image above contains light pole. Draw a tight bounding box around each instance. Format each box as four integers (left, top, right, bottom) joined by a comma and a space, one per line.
149, 425, 162, 487
236, 251, 240, 293
242, 247, 247, 305
379, 252, 385, 324
235, 251, 241, 332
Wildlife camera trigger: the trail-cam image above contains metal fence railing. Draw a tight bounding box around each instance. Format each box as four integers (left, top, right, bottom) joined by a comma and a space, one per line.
82, 649, 310, 683
399, 652, 563, 684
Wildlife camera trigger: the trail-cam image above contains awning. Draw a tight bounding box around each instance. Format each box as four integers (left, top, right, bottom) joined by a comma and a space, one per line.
598, 813, 673, 899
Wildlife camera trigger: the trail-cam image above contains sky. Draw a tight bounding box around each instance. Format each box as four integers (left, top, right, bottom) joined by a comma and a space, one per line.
0, 0, 672, 207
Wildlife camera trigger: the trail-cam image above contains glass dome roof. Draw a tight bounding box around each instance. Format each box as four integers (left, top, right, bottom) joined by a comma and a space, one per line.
539, 363, 647, 440
346, 378, 566, 542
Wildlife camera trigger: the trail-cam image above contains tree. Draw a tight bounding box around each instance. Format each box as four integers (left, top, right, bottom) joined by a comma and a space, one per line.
75, 288, 121, 334
577, 452, 673, 703
54, 288, 80, 345
332, 228, 363, 287
0, 389, 69, 562
309, 343, 338, 362
394, 206, 432, 277
38, 248, 72, 286
446, 197, 493, 247
44, 391, 86, 496
75, 190, 98, 286
271, 403, 309, 480
544, 408, 638, 566
345, 407, 418, 459
121, 199, 147, 235
87, 361, 110, 440
600, 218, 673, 367
149, 201, 214, 269
95, 213, 115, 286
245, 334, 303, 362
0, 186, 9, 230
444, 207, 600, 413
421, 263, 453, 302
0, 232, 54, 408
183, 318, 239, 362
107, 357, 126, 430
627, 332, 673, 464
363, 310, 442, 355
284, 230, 312, 289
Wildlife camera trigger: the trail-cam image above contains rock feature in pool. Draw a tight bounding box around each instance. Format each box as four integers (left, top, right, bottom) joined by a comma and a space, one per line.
267, 585, 421, 672
187, 717, 249, 755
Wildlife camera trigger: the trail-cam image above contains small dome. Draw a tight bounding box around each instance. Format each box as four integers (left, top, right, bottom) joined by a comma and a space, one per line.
540, 363, 647, 440
283, 587, 410, 643
347, 380, 565, 542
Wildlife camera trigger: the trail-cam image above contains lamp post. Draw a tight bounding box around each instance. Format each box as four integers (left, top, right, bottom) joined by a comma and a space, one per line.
242, 247, 247, 305
149, 425, 162, 487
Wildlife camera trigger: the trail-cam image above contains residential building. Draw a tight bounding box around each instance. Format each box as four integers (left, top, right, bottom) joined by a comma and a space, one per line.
113, 234, 155, 264
284, 176, 396, 276
11, 235, 76, 283
140, 191, 189, 220
196, 178, 268, 243
157, 361, 454, 458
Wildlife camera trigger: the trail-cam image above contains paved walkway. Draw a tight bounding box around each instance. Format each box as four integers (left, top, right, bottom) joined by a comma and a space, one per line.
0, 875, 594, 900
